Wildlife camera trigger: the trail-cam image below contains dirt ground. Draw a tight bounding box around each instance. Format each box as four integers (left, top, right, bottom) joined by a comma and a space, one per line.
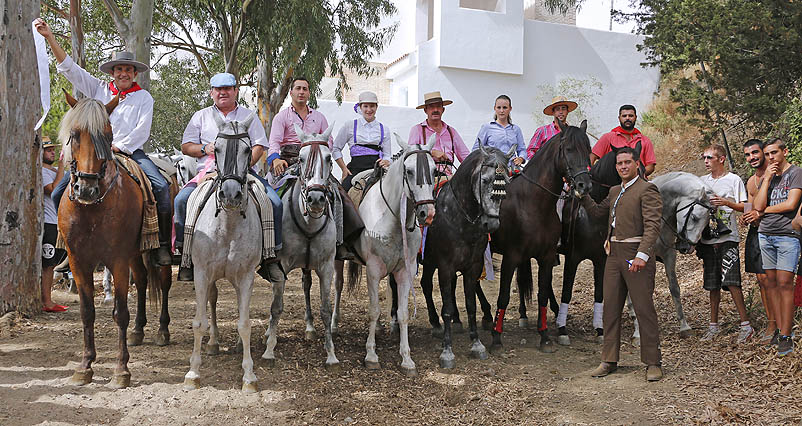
2, 251, 801, 425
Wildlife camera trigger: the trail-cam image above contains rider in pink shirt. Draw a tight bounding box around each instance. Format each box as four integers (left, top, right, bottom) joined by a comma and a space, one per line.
408, 91, 470, 177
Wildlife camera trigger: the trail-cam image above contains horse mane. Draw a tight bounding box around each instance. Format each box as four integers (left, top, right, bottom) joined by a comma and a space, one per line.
58, 98, 114, 161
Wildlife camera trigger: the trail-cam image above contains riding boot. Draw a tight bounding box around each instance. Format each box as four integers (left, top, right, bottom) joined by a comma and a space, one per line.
155, 212, 173, 266
177, 265, 193, 282
336, 183, 365, 264
257, 258, 285, 282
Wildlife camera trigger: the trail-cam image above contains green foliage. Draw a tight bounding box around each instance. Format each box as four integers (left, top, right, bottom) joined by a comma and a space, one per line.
533, 77, 604, 137
777, 95, 802, 166
621, 0, 802, 140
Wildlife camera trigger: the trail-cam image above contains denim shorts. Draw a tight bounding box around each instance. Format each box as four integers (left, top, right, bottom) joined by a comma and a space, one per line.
758, 234, 801, 273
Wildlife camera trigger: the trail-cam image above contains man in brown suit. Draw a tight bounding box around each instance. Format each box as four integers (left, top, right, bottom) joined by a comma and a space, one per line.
582, 147, 664, 381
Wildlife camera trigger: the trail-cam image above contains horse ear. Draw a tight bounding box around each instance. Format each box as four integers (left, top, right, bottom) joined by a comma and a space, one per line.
478, 142, 488, 156
293, 123, 307, 143
580, 120, 587, 133
321, 123, 335, 142
240, 112, 256, 129
63, 88, 77, 107
212, 110, 225, 129
394, 132, 411, 152
424, 133, 437, 151
506, 144, 517, 161
105, 94, 120, 115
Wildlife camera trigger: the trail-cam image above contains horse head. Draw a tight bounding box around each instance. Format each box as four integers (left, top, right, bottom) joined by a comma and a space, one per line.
59, 90, 119, 204
395, 132, 437, 227
674, 187, 715, 254
556, 119, 592, 198
172, 149, 197, 187
294, 123, 334, 217
212, 112, 255, 211
472, 144, 516, 232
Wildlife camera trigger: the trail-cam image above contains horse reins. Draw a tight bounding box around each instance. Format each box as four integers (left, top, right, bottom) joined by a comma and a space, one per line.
518, 133, 589, 199
213, 122, 253, 218
66, 133, 121, 205
659, 200, 715, 249
299, 141, 332, 219
379, 148, 436, 231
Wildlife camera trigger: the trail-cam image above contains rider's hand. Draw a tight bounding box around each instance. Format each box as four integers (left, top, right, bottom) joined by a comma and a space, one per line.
628, 258, 646, 273
513, 157, 524, 166
203, 142, 215, 156
341, 166, 352, 177
431, 149, 447, 162
34, 19, 53, 39
112, 146, 122, 153
272, 158, 288, 176
378, 159, 390, 169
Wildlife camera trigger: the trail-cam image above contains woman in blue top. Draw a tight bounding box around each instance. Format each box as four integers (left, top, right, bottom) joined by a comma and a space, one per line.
333, 91, 392, 191
472, 95, 526, 167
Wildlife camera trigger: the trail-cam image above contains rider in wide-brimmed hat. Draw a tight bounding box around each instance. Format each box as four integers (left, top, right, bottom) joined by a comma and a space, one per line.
35, 18, 173, 266
333, 91, 392, 191
408, 91, 470, 178
525, 96, 578, 159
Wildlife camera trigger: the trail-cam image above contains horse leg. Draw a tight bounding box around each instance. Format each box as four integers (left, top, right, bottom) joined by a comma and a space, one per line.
102, 266, 114, 305
536, 257, 556, 353
364, 266, 382, 369
109, 261, 132, 389
184, 270, 211, 389
302, 269, 316, 341
490, 257, 518, 354
317, 262, 340, 370
464, 273, 488, 360
627, 294, 641, 346
262, 271, 285, 365
332, 260, 344, 337
592, 255, 606, 343
664, 250, 691, 337
420, 263, 442, 336
129, 257, 147, 346
475, 281, 494, 331
69, 262, 97, 386
388, 274, 399, 333
393, 269, 417, 376
155, 265, 172, 346
450, 273, 464, 334
206, 284, 220, 355
556, 255, 581, 346
235, 276, 258, 393
516, 263, 531, 328
437, 266, 456, 369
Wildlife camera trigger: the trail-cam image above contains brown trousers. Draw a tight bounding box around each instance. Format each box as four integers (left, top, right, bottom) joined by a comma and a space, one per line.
602, 242, 661, 365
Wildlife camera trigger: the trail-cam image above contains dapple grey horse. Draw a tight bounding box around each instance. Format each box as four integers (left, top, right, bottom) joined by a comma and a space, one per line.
347, 133, 437, 376
262, 124, 341, 370
629, 172, 714, 343
183, 112, 264, 392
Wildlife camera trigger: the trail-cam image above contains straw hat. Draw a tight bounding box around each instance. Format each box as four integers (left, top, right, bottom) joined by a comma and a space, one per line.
543, 96, 578, 115
42, 136, 56, 149
416, 91, 453, 110
99, 51, 149, 75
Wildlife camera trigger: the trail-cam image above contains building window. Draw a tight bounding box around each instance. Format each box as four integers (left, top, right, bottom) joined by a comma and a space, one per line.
459, 0, 506, 13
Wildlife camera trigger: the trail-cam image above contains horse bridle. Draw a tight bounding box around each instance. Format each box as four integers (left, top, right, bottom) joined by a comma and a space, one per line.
450, 160, 508, 225
380, 148, 436, 231
67, 133, 120, 204
660, 200, 715, 248
298, 141, 333, 219
520, 133, 590, 199
213, 126, 252, 216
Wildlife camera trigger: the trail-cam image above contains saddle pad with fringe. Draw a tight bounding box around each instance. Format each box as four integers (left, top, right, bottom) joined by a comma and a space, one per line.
56, 154, 159, 252
181, 175, 275, 268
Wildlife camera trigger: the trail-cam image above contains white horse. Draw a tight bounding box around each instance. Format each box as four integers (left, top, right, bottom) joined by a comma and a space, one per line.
262, 124, 341, 370
346, 133, 437, 376
630, 172, 714, 342
183, 113, 264, 392
173, 149, 198, 187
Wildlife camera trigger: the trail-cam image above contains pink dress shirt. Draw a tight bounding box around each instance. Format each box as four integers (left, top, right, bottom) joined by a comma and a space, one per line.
407, 120, 470, 176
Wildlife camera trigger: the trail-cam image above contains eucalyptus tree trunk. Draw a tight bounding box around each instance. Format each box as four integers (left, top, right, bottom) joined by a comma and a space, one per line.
102, 0, 154, 91
69, 0, 85, 98
0, 0, 44, 316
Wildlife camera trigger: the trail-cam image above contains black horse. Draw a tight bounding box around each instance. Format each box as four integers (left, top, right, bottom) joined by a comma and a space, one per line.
488, 120, 592, 353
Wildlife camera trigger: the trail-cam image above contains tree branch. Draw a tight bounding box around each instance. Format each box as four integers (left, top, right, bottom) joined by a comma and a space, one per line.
41, 0, 69, 19
151, 39, 212, 79
101, 0, 131, 36
225, 0, 254, 73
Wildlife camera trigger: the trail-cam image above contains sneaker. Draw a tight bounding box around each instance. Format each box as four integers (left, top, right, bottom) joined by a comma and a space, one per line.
700, 327, 721, 341
777, 335, 794, 357
736, 325, 754, 344
769, 329, 780, 346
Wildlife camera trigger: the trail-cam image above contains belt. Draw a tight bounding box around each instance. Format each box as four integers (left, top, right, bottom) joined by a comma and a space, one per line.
610, 236, 643, 243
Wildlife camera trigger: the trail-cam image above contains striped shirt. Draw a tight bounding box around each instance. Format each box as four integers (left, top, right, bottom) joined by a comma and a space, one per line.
526, 121, 561, 159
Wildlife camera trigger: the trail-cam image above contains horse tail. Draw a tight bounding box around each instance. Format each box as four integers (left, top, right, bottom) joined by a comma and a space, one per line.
145, 257, 162, 308
516, 260, 533, 304
346, 261, 362, 295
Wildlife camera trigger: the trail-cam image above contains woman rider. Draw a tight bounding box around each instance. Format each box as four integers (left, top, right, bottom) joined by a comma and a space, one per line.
472, 94, 526, 169
333, 91, 392, 191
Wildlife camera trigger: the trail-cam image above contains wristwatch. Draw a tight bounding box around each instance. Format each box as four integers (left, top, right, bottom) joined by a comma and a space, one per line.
201, 143, 208, 155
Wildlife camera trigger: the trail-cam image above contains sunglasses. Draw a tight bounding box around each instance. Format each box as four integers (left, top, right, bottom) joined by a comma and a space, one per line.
700, 154, 718, 160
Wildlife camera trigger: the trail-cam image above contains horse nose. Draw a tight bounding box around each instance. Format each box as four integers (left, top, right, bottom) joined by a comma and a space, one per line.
418, 205, 435, 226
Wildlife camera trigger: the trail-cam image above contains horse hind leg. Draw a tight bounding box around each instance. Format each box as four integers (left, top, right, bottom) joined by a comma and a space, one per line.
262, 273, 285, 366
449, 274, 465, 334
154, 264, 172, 346
235, 276, 258, 393
302, 269, 316, 341
129, 257, 147, 347
556, 255, 582, 346
207, 284, 220, 355
109, 261, 133, 389
464, 275, 488, 360
475, 282, 494, 331
516, 262, 531, 329
536, 258, 556, 353
184, 270, 211, 390
665, 253, 692, 337
627, 295, 641, 346
388, 275, 399, 334
592, 255, 605, 344
102, 266, 114, 305
69, 261, 97, 386
332, 260, 344, 337
317, 263, 340, 370
420, 263, 442, 337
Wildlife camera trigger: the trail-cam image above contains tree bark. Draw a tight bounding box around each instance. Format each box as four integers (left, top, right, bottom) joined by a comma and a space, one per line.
0, 0, 44, 316
69, 0, 85, 97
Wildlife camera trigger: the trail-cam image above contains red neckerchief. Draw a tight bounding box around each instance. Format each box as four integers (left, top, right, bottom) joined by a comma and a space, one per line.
613, 126, 641, 136
108, 81, 142, 96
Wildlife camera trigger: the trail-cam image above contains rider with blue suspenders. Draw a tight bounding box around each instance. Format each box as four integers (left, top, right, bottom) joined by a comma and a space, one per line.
333, 91, 392, 191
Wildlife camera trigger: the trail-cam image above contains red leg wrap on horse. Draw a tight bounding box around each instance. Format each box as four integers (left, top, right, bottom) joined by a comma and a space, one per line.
494, 309, 506, 333
539, 306, 547, 331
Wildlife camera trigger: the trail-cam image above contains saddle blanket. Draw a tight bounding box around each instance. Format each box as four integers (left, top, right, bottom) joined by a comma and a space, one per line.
181, 175, 275, 268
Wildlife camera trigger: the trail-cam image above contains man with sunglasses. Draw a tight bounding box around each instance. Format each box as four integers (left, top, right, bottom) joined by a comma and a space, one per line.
697, 144, 752, 343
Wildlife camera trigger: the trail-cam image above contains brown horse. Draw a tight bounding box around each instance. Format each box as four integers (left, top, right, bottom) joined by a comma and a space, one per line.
57, 91, 172, 388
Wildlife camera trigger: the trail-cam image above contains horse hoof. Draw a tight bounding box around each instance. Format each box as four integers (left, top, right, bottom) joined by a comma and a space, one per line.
324, 361, 341, 372
128, 331, 144, 346
263, 358, 277, 368
206, 343, 220, 355
400, 366, 418, 377
679, 329, 692, 339
452, 322, 465, 334
69, 369, 93, 386
154, 331, 170, 347
489, 343, 504, 355
431, 326, 444, 338
108, 372, 131, 389
519, 318, 529, 329
556, 335, 571, 346
539, 339, 557, 353
68, 280, 78, 294
482, 318, 494, 331
242, 381, 258, 393
364, 359, 381, 370
183, 377, 200, 390
305, 330, 317, 341
439, 357, 456, 369
471, 349, 489, 360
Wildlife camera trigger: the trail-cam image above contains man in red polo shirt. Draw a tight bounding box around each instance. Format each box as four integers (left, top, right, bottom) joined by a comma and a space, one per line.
590, 104, 657, 177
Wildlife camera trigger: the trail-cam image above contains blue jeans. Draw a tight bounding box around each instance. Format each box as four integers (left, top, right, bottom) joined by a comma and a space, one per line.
758, 233, 801, 273
52, 149, 170, 215
174, 170, 282, 248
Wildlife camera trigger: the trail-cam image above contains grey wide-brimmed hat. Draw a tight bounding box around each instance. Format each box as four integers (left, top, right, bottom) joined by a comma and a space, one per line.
99, 51, 149, 75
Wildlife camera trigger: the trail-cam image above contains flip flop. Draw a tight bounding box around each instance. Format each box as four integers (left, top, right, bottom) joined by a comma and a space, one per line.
43, 305, 67, 313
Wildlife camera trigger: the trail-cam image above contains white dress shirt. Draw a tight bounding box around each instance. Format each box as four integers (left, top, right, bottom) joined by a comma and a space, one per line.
56, 55, 153, 155
332, 116, 392, 161
182, 105, 267, 174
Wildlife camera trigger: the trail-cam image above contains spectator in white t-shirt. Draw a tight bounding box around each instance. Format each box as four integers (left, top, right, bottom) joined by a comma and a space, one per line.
697, 144, 752, 343
41, 137, 68, 313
